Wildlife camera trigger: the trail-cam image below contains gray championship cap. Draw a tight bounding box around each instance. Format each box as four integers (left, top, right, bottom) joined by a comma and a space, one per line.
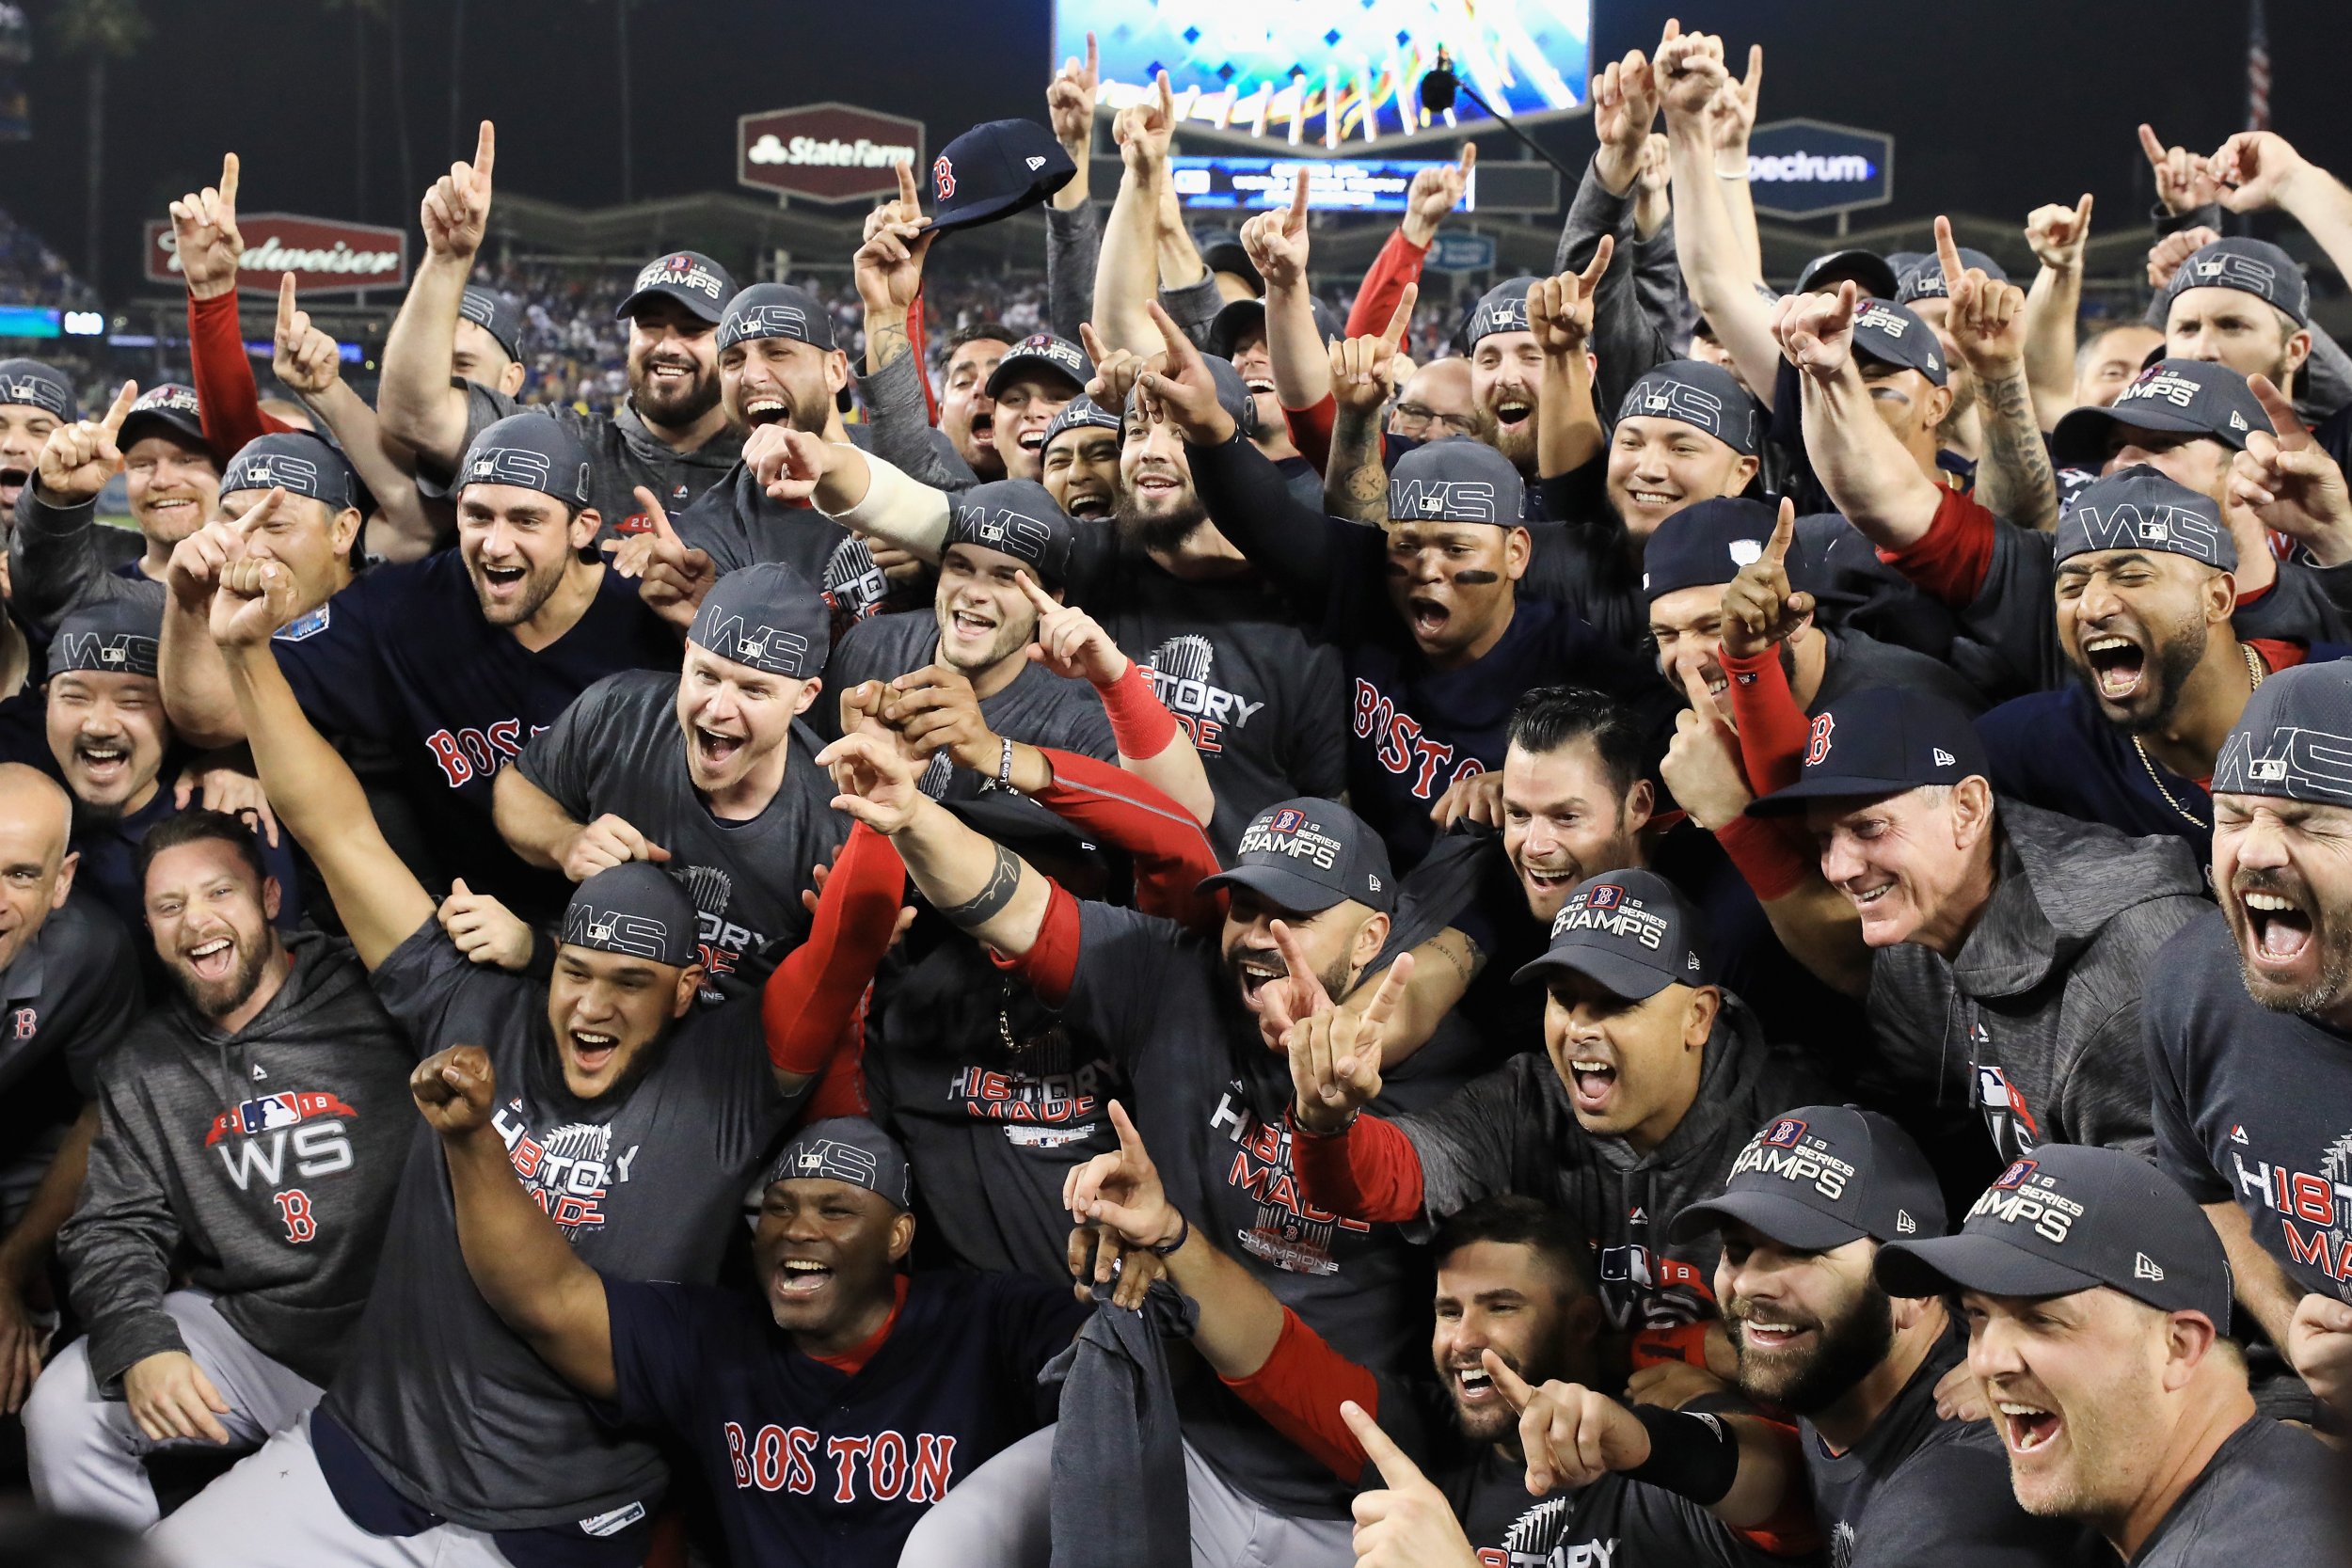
2050, 359, 2266, 470
118, 384, 207, 453
1200, 797, 1395, 914
1616, 362, 1760, 456
763, 1117, 914, 1208
1510, 868, 1712, 999
1794, 248, 1899, 301
1041, 394, 1122, 453
221, 431, 360, 512
0, 358, 75, 421
1670, 1105, 1947, 1252
456, 411, 594, 511
1387, 436, 1526, 526
2052, 464, 2234, 572
2212, 659, 2352, 809
1851, 298, 1947, 387
1749, 687, 1989, 816
2159, 235, 2310, 327
717, 282, 837, 355
1876, 1144, 2233, 1323
51, 598, 162, 679
944, 479, 1077, 589
1467, 276, 1541, 346
984, 333, 1092, 400
560, 862, 702, 968
457, 286, 524, 360
688, 562, 831, 680
615, 250, 738, 325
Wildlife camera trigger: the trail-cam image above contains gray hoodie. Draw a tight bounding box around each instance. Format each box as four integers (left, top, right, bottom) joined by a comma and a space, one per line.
1866, 800, 2206, 1163
1390, 996, 1823, 1333
60, 933, 417, 1393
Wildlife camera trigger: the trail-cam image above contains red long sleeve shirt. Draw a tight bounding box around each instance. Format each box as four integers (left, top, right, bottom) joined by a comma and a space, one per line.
188, 290, 293, 460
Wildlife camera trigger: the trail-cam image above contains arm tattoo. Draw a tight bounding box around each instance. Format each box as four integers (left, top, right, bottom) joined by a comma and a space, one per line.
1974, 367, 2058, 533
940, 842, 1025, 930
865, 314, 912, 376
1325, 403, 1391, 525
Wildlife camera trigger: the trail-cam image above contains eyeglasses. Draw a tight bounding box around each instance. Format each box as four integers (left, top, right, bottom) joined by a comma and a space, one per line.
1389, 402, 1479, 438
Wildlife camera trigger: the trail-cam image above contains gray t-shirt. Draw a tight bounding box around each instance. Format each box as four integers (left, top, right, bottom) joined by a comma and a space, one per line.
516, 671, 848, 1002
669, 462, 895, 631
455, 383, 742, 543
322, 920, 797, 1532
822, 609, 1115, 801
2130, 1417, 2344, 1568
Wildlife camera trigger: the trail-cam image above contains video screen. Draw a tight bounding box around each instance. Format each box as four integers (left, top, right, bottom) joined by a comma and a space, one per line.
1054, 0, 1591, 147
1168, 157, 1475, 213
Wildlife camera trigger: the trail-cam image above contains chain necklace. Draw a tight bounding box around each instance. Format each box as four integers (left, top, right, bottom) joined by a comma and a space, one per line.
2131, 643, 2265, 830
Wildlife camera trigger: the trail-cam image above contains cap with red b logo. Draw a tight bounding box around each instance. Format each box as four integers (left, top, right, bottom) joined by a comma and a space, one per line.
924, 119, 1075, 236
1748, 687, 1988, 816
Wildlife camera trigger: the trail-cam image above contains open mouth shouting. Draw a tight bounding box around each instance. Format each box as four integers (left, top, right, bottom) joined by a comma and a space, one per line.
1518, 859, 1581, 899
692, 725, 748, 770
73, 736, 132, 791
742, 393, 792, 429
1995, 1395, 2062, 1456
1562, 1052, 1617, 1115
183, 934, 238, 983
1405, 594, 1452, 642
567, 1029, 620, 1077
1448, 1358, 1500, 1408
945, 604, 998, 647
773, 1255, 834, 1305
2081, 632, 2147, 705
0, 466, 28, 502
1063, 483, 1113, 521
1232, 947, 1287, 1012
1491, 395, 1533, 433
2234, 874, 2319, 980
477, 560, 529, 601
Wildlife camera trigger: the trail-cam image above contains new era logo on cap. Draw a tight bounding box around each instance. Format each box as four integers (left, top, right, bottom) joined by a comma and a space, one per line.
2135, 1251, 2165, 1282
1933, 748, 1957, 767
1897, 1210, 1918, 1233
1025, 155, 1047, 170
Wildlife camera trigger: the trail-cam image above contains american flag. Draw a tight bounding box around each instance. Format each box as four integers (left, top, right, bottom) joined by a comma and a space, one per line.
2246, 0, 2271, 132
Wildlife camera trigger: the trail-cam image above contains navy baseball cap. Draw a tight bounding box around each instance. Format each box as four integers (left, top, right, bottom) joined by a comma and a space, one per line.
1041, 394, 1122, 453
688, 562, 830, 680
1387, 436, 1526, 527
2050, 359, 2265, 469
944, 479, 1076, 588
1201, 798, 1395, 914
1671, 1106, 1947, 1252
1851, 298, 1947, 387
1616, 361, 1761, 456
1199, 232, 1264, 295
1204, 295, 1345, 363
561, 862, 702, 969
1510, 868, 1712, 1000
2212, 660, 2352, 809
1794, 248, 1899, 301
1877, 1145, 2233, 1323
457, 411, 594, 512
2053, 464, 2234, 572
1642, 497, 1776, 601
221, 432, 360, 512
2160, 236, 2310, 327
1125, 353, 1259, 441
764, 1117, 913, 1209
1895, 248, 2010, 304
984, 333, 1091, 400
717, 282, 837, 355
1748, 687, 1989, 816
457, 286, 524, 360
51, 598, 161, 679
0, 358, 75, 421
927, 119, 1075, 235
118, 384, 207, 453
616, 250, 737, 326
1467, 277, 1539, 346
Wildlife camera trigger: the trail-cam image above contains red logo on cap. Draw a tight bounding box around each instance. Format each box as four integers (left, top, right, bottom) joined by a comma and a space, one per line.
932, 156, 956, 200
1267, 807, 1306, 833
1586, 883, 1624, 910
1804, 712, 1836, 767
669, 254, 691, 270
1762, 1117, 1807, 1148
1994, 1158, 2038, 1190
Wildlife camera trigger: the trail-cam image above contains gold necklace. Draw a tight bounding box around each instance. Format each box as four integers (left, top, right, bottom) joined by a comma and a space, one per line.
2130, 643, 2265, 830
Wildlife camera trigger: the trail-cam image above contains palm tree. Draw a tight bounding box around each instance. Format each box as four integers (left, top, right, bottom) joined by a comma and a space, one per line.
51, 0, 147, 286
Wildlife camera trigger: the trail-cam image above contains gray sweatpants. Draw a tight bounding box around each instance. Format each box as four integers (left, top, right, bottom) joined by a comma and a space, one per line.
147, 1409, 513, 1568
25, 1291, 322, 1530
897, 1423, 1357, 1568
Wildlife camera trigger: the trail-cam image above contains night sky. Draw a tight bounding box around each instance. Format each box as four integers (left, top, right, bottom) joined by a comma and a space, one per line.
12, 0, 2352, 301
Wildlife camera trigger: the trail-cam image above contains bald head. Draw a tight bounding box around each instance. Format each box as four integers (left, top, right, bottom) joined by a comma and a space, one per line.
0, 764, 71, 862
0, 764, 74, 971
1391, 356, 1477, 441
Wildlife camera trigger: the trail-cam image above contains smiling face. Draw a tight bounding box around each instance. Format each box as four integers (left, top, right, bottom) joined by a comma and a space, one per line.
451, 318, 525, 398
1043, 426, 1120, 521
122, 433, 221, 549
1219, 889, 1383, 1023
1117, 413, 1210, 555
2055, 549, 2228, 734
456, 483, 596, 627
1715, 1224, 1896, 1414
990, 372, 1076, 482
47, 669, 167, 816
144, 836, 283, 1022
675, 641, 818, 803
2213, 792, 2352, 1021
1541, 972, 1715, 1148
2074, 325, 2167, 410
1501, 739, 1648, 921
2165, 288, 2310, 390
753, 1178, 914, 1342
1226, 325, 1284, 437
1382, 520, 1526, 667
0, 768, 72, 974
1388, 358, 1479, 442
544, 943, 700, 1099
0, 401, 61, 513
934, 542, 1046, 678
1647, 581, 1739, 701
626, 297, 724, 429
217, 488, 360, 609
1431, 1239, 1590, 1445
941, 337, 1010, 480
1806, 784, 1993, 952
1470, 329, 1543, 469
721, 334, 843, 436
1604, 417, 1756, 544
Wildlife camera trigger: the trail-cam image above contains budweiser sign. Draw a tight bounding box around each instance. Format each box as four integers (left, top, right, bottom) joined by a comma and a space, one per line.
738, 102, 924, 203
144, 213, 409, 295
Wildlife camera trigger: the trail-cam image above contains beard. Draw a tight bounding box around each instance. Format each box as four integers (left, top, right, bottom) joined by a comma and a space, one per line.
177, 936, 275, 1021
1475, 403, 1537, 470
2103, 612, 2210, 736
1729, 1276, 1896, 1415
2227, 865, 2352, 1016
469, 551, 570, 626
1117, 492, 1210, 557
1223, 942, 1352, 1022
631, 352, 723, 429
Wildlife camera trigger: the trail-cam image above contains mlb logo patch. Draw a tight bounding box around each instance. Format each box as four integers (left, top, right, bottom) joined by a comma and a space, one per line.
1994, 1157, 2038, 1190
1762, 1117, 1807, 1148
1586, 883, 1624, 910
1267, 807, 1307, 833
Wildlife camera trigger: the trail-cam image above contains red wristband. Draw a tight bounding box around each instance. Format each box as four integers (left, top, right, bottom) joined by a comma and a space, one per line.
1715, 816, 1814, 902
1095, 661, 1182, 760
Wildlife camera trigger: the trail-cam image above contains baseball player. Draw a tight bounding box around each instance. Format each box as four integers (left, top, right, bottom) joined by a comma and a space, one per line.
0, 356, 73, 523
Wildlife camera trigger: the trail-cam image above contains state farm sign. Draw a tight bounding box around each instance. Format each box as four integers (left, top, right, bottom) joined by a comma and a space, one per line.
144, 213, 409, 295
738, 102, 924, 203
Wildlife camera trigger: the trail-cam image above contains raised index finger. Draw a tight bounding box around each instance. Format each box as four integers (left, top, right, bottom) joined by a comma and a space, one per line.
1763, 496, 1795, 565
1933, 214, 1963, 290
896, 156, 920, 211
1341, 1401, 1425, 1490
218, 151, 240, 210
1481, 1349, 1537, 1411
1359, 951, 1415, 1031
1578, 232, 1615, 293
1013, 567, 1060, 615
473, 119, 497, 181
275, 273, 297, 341
1380, 282, 1418, 353
2247, 373, 2309, 442
632, 485, 676, 541
100, 379, 139, 436
1084, 29, 1099, 82
1145, 298, 1202, 369
1285, 166, 1311, 227
1108, 1099, 1146, 1160
1269, 918, 1318, 989
1457, 140, 1477, 181
2137, 123, 2167, 167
